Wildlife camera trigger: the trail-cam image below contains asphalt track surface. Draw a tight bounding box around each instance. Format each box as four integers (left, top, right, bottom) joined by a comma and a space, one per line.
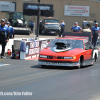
0, 34, 100, 100
0, 52, 100, 100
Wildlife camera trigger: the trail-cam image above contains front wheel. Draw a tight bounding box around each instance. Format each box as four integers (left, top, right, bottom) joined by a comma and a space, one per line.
78, 58, 81, 69
77, 58, 83, 69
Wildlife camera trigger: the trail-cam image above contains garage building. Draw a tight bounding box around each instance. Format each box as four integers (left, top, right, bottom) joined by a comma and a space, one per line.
0, 0, 99, 32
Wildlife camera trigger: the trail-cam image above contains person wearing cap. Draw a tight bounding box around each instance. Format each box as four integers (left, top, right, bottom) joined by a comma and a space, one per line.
4, 18, 8, 25
59, 20, 65, 37
6, 21, 14, 39
71, 22, 82, 32
29, 20, 34, 32
92, 22, 100, 47
39, 20, 43, 34
0, 19, 10, 58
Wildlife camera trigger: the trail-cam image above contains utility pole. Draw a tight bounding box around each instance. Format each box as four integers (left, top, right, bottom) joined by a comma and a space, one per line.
35, 0, 41, 40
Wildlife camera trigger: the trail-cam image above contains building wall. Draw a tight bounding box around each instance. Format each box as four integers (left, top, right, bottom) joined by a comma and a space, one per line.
0, 0, 100, 32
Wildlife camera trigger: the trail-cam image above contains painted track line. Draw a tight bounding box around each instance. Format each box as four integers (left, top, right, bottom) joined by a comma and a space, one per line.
0, 64, 10, 66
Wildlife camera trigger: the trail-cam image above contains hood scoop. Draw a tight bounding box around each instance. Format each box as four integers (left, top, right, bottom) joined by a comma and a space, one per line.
54, 41, 71, 52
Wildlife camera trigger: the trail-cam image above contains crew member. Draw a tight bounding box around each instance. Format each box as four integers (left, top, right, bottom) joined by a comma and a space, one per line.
29, 20, 34, 32
0, 19, 10, 58
92, 22, 100, 47
6, 21, 14, 39
39, 20, 43, 34
93, 20, 97, 26
59, 20, 65, 37
71, 22, 82, 32
4, 18, 7, 24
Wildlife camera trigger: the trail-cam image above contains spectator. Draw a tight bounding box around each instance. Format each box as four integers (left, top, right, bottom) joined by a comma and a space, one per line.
59, 20, 65, 37
93, 20, 97, 26
0, 19, 10, 58
71, 22, 82, 32
92, 22, 100, 47
39, 20, 43, 34
6, 21, 14, 39
29, 20, 34, 32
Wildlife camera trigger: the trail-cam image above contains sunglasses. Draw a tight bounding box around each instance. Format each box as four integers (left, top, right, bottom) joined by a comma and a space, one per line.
1, 21, 5, 22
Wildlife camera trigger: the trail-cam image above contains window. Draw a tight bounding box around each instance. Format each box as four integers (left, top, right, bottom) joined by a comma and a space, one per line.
85, 42, 93, 50
45, 19, 59, 23
13, 12, 23, 20
47, 39, 84, 49
84, 40, 88, 44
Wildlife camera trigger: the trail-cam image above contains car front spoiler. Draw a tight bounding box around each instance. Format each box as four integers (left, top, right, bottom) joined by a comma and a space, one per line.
39, 61, 79, 67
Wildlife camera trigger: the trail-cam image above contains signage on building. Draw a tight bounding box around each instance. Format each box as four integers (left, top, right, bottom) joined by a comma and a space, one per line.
0, 1, 16, 12
23, 3, 54, 16
64, 5, 90, 17
17, 0, 35, 1
23, 3, 53, 11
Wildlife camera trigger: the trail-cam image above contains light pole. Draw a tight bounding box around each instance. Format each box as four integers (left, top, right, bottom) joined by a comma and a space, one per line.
35, 0, 40, 40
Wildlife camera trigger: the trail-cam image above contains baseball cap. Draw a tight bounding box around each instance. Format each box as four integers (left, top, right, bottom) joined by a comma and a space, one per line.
6, 21, 10, 24
95, 22, 98, 25
75, 22, 78, 24
1, 19, 5, 22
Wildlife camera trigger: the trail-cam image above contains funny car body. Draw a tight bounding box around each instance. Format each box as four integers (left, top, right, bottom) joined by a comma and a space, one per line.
38, 37, 98, 68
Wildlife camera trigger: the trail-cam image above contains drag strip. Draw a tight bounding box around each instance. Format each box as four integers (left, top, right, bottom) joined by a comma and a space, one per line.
0, 53, 100, 100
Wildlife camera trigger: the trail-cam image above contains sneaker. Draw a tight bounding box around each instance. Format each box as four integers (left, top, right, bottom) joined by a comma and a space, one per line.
1, 56, 4, 59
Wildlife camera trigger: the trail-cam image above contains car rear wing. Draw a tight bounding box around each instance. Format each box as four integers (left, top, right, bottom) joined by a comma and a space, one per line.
62, 32, 91, 42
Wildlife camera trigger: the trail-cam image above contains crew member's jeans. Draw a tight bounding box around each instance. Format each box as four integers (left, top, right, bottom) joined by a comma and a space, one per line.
9, 36, 13, 39
59, 29, 64, 37
0, 40, 6, 56
92, 36, 98, 47
31, 26, 33, 32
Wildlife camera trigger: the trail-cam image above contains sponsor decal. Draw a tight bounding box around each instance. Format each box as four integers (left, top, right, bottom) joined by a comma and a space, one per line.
25, 40, 50, 57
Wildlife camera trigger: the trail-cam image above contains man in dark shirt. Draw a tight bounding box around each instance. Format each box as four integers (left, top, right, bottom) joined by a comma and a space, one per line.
59, 20, 65, 37
0, 19, 10, 58
6, 22, 14, 39
92, 22, 100, 47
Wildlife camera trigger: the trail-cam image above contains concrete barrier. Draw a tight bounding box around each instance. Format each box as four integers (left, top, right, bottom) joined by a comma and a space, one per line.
0, 38, 52, 60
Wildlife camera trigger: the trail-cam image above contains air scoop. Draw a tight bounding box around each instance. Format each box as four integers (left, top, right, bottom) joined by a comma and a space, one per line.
54, 41, 71, 52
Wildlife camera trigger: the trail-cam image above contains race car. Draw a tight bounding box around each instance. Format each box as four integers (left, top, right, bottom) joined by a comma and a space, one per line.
38, 37, 98, 68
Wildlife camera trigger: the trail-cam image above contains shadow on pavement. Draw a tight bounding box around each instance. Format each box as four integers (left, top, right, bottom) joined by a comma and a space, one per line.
30, 65, 92, 70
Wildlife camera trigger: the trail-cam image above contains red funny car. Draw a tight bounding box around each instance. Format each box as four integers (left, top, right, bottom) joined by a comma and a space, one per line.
39, 37, 98, 68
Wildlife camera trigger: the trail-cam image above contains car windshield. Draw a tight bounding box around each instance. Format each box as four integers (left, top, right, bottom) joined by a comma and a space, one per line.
45, 19, 59, 23
13, 12, 23, 20
47, 39, 84, 49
